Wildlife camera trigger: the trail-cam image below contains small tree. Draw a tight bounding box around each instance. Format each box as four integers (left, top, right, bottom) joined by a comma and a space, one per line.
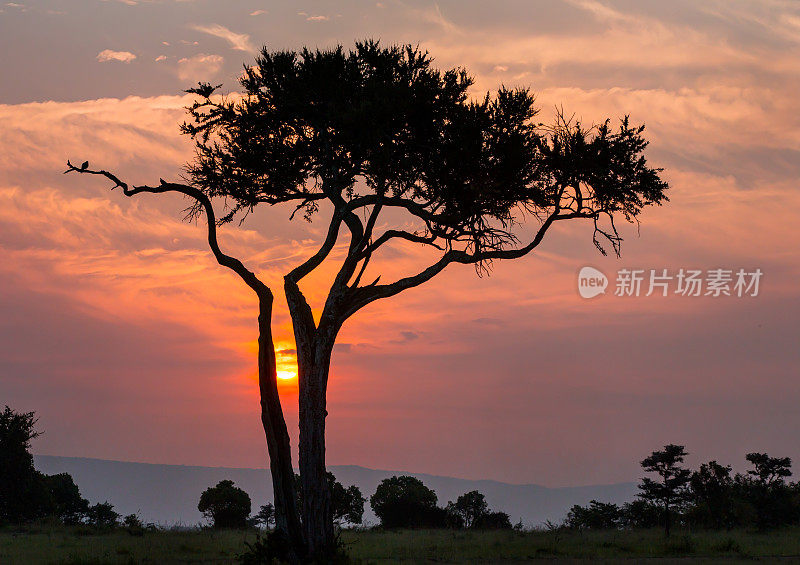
370, 475, 440, 528
66, 40, 668, 558
198, 480, 252, 529
254, 503, 275, 529
638, 444, 691, 536
446, 490, 489, 528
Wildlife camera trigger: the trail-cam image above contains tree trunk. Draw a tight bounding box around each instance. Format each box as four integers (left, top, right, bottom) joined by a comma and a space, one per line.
297, 337, 335, 558
284, 278, 339, 559
257, 298, 305, 559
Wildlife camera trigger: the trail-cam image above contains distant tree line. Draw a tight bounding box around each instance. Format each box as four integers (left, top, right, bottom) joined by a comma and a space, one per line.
200, 474, 512, 532
368, 475, 513, 530
9, 407, 799, 537
564, 444, 800, 535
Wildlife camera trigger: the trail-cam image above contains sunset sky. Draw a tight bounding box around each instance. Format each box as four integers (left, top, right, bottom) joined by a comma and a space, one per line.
1, 0, 799, 487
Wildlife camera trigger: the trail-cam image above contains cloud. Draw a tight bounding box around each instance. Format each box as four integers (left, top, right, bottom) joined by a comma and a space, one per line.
177, 53, 224, 82
0, 94, 192, 175
250, 9, 267, 16
305, 15, 329, 21
395, 1, 459, 34
565, 0, 638, 24
96, 49, 137, 63
190, 23, 254, 51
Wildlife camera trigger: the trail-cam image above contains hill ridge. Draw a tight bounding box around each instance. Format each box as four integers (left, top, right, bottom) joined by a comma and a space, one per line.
34, 455, 637, 527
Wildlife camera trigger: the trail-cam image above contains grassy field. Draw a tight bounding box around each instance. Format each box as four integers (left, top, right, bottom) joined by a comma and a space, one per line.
3, 525, 800, 564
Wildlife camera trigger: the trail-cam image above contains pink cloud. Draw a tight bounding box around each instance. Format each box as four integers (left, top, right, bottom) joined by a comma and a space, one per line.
97, 49, 137, 63
176, 53, 224, 82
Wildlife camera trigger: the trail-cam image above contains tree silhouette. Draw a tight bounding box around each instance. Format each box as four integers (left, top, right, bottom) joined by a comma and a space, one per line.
41, 473, 90, 525
0, 406, 43, 523
447, 490, 489, 528
198, 480, 252, 529
746, 453, 792, 486
0, 406, 91, 525
638, 444, 691, 536
370, 475, 441, 528
66, 41, 668, 559
254, 502, 275, 529
742, 452, 795, 528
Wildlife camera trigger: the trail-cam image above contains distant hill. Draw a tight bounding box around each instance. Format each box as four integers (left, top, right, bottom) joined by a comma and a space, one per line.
34, 455, 637, 527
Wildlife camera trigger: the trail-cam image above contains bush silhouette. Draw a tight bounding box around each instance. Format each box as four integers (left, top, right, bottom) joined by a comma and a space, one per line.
474, 510, 513, 530
85, 501, 119, 528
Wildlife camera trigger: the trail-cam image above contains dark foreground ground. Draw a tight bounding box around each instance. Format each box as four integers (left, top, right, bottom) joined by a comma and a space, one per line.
3, 525, 800, 564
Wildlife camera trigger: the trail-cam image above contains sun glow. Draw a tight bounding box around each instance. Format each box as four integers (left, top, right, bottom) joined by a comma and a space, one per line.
277, 369, 297, 381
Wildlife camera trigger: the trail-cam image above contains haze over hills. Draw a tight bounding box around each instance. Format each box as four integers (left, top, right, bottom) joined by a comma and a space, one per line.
34, 455, 637, 527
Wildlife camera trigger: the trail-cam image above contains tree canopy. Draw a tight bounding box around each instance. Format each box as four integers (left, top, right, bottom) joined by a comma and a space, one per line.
177, 41, 667, 297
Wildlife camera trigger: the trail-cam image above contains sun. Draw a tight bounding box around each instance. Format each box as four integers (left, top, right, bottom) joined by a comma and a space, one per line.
277, 369, 297, 381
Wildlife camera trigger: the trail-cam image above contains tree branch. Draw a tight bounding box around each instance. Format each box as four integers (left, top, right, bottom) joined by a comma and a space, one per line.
285, 208, 346, 284
337, 208, 594, 319
64, 160, 271, 297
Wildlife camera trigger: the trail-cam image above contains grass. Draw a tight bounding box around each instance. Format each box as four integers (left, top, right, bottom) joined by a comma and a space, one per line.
4, 524, 800, 564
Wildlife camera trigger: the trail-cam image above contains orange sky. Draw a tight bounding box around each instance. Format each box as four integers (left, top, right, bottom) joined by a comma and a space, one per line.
1, 0, 799, 486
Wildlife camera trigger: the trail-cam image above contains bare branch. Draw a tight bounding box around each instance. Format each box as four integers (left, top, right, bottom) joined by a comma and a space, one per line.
361, 230, 443, 257
285, 208, 347, 284
65, 161, 271, 297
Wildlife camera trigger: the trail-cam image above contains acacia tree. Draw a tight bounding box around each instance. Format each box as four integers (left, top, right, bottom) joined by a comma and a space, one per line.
638, 444, 692, 536
66, 41, 668, 560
